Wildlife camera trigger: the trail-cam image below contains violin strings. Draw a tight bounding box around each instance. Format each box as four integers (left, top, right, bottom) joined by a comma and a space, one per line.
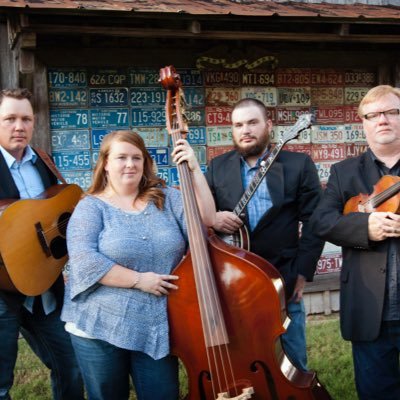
368, 182, 400, 208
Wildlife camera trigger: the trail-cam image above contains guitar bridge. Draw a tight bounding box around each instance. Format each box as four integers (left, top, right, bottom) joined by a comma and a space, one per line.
35, 222, 51, 257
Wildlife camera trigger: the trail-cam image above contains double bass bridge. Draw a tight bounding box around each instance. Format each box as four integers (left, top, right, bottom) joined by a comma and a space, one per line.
217, 387, 254, 399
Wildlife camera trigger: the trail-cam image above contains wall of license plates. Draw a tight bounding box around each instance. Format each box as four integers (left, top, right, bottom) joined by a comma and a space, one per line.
48, 66, 375, 276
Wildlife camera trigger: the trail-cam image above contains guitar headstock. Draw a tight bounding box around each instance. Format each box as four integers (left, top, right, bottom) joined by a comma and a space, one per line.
281, 113, 314, 144
159, 65, 188, 137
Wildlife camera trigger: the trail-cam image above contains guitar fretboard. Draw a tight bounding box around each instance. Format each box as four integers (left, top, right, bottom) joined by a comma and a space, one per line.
233, 140, 284, 217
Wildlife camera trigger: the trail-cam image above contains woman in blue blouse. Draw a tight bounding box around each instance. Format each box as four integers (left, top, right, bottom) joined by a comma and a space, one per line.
62, 130, 216, 400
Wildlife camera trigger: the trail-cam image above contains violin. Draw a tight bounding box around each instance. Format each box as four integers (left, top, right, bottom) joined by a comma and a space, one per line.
343, 175, 400, 215
160, 65, 331, 400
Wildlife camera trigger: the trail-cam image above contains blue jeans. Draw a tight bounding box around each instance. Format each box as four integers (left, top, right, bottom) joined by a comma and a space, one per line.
70, 334, 179, 400
0, 296, 84, 400
352, 322, 400, 400
280, 299, 308, 371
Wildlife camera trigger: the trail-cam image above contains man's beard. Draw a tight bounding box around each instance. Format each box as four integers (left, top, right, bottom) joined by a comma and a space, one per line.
233, 132, 270, 158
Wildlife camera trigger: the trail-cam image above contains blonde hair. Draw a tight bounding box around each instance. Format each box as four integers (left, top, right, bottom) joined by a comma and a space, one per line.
87, 130, 166, 209
358, 85, 400, 118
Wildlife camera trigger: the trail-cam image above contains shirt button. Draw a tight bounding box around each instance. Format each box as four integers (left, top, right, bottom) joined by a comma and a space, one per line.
142, 236, 147, 240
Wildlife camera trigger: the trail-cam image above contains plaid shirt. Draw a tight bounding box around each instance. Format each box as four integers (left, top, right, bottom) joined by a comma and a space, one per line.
241, 153, 273, 232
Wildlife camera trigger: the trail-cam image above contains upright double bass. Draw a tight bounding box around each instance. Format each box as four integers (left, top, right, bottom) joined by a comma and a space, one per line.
160, 66, 331, 400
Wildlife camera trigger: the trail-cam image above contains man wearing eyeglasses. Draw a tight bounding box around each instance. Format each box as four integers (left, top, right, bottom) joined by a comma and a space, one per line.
310, 85, 400, 400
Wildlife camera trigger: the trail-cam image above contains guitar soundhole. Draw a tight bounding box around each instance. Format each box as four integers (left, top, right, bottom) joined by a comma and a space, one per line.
50, 236, 67, 260
58, 212, 71, 237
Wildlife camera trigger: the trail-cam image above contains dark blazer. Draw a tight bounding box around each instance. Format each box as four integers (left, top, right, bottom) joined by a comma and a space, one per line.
310, 150, 388, 342
0, 148, 64, 311
205, 149, 324, 298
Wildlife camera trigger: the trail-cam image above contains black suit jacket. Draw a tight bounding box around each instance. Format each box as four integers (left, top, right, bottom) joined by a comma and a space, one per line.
0, 148, 64, 311
205, 149, 324, 298
310, 150, 388, 341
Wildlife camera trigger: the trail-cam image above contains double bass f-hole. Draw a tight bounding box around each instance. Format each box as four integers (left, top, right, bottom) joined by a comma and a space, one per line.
160, 65, 331, 400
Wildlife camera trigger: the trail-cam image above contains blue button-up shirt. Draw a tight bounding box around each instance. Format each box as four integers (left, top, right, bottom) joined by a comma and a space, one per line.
241, 152, 273, 232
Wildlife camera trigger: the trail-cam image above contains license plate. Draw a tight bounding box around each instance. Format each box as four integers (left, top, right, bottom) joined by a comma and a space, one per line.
276, 107, 310, 125
285, 144, 311, 155
204, 70, 241, 86
147, 147, 169, 166
49, 89, 88, 107
176, 68, 204, 87
187, 126, 207, 145
343, 106, 362, 123
311, 125, 345, 143
206, 107, 232, 125
156, 167, 170, 185
346, 143, 368, 158
130, 87, 166, 106
206, 145, 234, 162
315, 161, 337, 183
311, 87, 344, 105
62, 171, 93, 190
311, 143, 346, 162
48, 69, 87, 88
90, 88, 129, 107
185, 108, 205, 126
184, 87, 205, 107
240, 87, 277, 107
91, 129, 111, 149
50, 109, 89, 130
312, 106, 344, 124
205, 87, 241, 106
242, 71, 275, 86
344, 70, 376, 86
51, 130, 90, 151
276, 68, 311, 86
344, 87, 370, 105
92, 151, 99, 165
52, 150, 92, 171
344, 124, 366, 142
310, 69, 344, 86
88, 68, 128, 86
90, 108, 129, 128
168, 167, 180, 186
207, 126, 232, 146
131, 107, 165, 127
137, 127, 168, 147
316, 254, 342, 274
278, 87, 311, 106
128, 68, 159, 86
192, 146, 207, 165
273, 126, 311, 144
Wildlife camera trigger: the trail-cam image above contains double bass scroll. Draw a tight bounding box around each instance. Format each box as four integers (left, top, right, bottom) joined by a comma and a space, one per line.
160, 65, 331, 400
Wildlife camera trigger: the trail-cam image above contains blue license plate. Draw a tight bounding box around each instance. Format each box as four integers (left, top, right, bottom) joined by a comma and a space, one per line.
52, 150, 92, 171
48, 69, 87, 88
90, 88, 129, 107
130, 87, 166, 106
184, 87, 205, 107
51, 130, 90, 151
147, 147, 169, 166
91, 129, 112, 149
128, 69, 160, 86
50, 109, 89, 130
187, 126, 206, 145
62, 170, 93, 190
176, 69, 204, 87
131, 107, 165, 127
49, 89, 88, 107
90, 108, 130, 128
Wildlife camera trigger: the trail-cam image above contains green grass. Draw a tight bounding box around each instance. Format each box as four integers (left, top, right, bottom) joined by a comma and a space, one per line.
11, 314, 356, 399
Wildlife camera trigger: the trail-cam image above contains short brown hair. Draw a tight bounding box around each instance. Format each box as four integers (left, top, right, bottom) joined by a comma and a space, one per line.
0, 88, 33, 108
358, 85, 400, 118
232, 98, 269, 121
87, 130, 166, 209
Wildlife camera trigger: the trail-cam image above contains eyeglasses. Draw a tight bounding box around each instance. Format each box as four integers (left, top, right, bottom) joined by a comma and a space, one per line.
363, 108, 400, 122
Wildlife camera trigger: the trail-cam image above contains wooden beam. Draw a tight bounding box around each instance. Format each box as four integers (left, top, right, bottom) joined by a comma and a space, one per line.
25, 24, 400, 44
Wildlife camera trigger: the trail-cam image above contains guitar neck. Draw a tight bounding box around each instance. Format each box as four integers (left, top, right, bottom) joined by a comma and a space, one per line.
233, 139, 285, 217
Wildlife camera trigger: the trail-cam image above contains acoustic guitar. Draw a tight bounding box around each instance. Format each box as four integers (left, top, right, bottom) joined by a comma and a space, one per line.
0, 184, 83, 296
219, 113, 313, 250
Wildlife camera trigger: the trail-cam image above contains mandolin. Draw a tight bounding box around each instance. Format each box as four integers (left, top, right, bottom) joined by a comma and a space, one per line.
220, 113, 313, 250
0, 184, 82, 295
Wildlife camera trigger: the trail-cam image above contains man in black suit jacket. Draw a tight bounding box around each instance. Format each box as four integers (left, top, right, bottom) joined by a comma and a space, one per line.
0, 88, 84, 400
310, 85, 400, 399
205, 98, 324, 371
